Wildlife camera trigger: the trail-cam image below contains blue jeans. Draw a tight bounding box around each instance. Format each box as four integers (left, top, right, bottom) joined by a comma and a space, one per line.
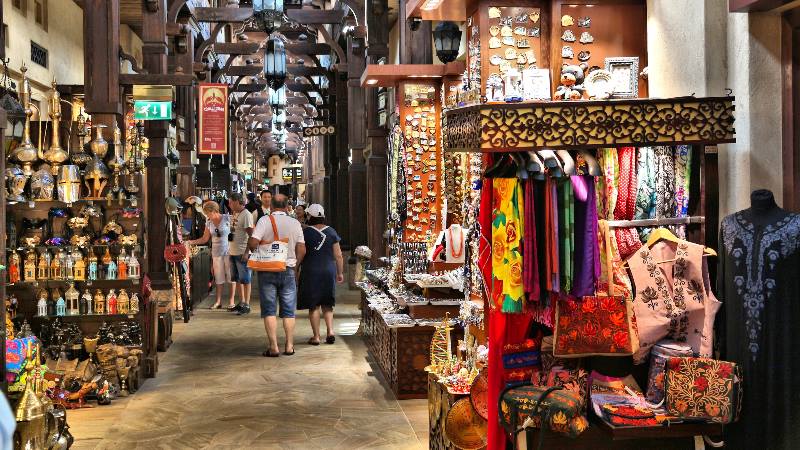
257, 268, 297, 318
229, 255, 252, 284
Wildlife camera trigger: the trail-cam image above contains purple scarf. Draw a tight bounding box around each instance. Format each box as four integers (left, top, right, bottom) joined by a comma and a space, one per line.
523, 179, 540, 301
570, 176, 600, 297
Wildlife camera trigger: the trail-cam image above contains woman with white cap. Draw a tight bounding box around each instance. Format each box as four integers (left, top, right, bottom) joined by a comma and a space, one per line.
296, 204, 344, 345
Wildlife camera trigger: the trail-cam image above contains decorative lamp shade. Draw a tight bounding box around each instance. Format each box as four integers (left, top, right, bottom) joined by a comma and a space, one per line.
252, 0, 285, 34
433, 21, 462, 64
0, 89, 25, 139
264, 38, 287, 90
269, 86, 287, 112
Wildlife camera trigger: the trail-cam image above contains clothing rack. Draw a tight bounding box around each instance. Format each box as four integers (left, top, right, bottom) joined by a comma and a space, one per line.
606, 216, 705, 228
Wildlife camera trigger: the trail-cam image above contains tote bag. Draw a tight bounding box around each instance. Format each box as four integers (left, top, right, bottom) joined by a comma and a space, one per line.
247, 215, 289, 272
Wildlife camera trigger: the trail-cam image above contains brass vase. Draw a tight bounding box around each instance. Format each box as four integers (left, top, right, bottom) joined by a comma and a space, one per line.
10, 64, 40, 176
43, 78, 69, 173
89, 124, 109, 158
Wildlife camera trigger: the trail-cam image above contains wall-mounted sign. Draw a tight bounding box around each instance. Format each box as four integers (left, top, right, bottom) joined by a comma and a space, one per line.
133, 100, 173, 121
302, 125, 335, 137
198, 83, 228, 155
282, 165, 303, 180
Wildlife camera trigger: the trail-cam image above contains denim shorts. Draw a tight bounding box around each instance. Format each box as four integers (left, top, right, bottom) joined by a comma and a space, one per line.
257, 268, 297, 318
229, 255, 252, 284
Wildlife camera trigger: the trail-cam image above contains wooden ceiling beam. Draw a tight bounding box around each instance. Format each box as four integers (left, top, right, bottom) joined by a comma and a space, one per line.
120, 73, 195, 86
234, 84, 268, 92
214, 42, 262, 55
193, 7, 253, 22
286, 8, 347, 24
287, 65, 328, 77
226, 65, 264, 77
285, 42, 332, 56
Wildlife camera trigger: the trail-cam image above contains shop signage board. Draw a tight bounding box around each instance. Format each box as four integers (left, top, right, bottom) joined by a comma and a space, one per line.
282, 165, 303, 181
302, 125, 335, 136
133, 100, 173, 121
198, 83, 229, 155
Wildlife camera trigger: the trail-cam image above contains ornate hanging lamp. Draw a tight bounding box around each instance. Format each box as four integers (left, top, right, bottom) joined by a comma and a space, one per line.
264, 37, 287, 90
433, 21, 462, 64
253, 0, 285, 34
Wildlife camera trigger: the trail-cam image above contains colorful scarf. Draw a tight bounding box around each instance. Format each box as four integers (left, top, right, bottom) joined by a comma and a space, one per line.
523, 179, 540, 302
613, 147, 637, 220
597, 149, 619, 220
654, 146, 676, 219
570, 176, 600, 297
673, 146, 692, 238
491, 178, 525, 313
558, 178, 575, 293
544, 178, 560, 293
634, 147, 657, 240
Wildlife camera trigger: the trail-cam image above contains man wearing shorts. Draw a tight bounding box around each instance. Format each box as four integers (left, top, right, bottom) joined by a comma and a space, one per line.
228, 193, 254, 315
248, 194, 305, 357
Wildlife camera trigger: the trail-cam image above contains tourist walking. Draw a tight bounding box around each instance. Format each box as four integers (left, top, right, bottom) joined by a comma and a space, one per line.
248, 194, 306, 357
227, 193, 254, 315
297, 204, 344, 345
186, 201, 235, 309
253, 189, 272, 223
294, 204, 307, 226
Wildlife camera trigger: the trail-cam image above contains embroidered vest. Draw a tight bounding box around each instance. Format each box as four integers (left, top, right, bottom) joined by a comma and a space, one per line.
627, 240, 721, 362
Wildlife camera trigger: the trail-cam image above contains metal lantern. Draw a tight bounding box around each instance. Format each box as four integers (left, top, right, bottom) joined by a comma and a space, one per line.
0, 60, 24, 139
269, 86, 286, 114
253, 0, 285, 34
264, 37, 287, 90
433, 21, 462, 64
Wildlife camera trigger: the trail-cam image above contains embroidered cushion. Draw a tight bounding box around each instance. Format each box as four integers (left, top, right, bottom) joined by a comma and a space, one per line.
664, 357, 742, 424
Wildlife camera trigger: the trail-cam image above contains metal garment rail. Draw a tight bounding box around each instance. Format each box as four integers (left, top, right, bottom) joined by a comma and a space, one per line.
605, 216, 705, 228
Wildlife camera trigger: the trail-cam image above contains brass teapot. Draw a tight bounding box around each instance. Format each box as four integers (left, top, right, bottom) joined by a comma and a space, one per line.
9, 64, 40, 176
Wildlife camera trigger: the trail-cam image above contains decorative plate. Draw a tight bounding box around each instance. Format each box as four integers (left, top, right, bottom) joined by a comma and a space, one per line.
585, 69, 614, 100
445, 398, 488, 450
470, 368, 489, 420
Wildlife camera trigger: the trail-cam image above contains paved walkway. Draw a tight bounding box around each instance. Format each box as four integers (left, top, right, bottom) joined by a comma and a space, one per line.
69, 286, 428, 449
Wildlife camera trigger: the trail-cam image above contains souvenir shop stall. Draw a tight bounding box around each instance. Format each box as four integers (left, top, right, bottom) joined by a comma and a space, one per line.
0, 66, 166, 448
392, 0, 751, 449
357, 62, 490, 402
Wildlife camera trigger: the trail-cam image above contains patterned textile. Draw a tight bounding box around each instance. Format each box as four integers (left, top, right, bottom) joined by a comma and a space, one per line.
570, 176, 600, 297
499, 385, 588, 438
654, 146, 676, 219
613, 147, 637, 220
627, 240, 719, 362
634, 147, 657, 240
558, 179, 575, 292
544, 178, 560, 292
665, 357, 742, 424
596, 221, 633, 299
674, 146, 692, 217
645, 341, 693, 405
597, 149, 619, 220
491, 178, 525, 313
614, 228, 643, 261
478, 173, 494, 300
532, 366, 588, 413
554, 295, 635, 357
523, 179, 540, 301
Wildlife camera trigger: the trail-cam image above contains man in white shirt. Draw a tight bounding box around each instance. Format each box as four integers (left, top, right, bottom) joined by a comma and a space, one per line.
248, 194, 306, 357
228, 193, 254, 315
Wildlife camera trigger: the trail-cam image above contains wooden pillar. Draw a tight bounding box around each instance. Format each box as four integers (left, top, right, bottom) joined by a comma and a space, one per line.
173, 27, 196, 198
366, 0, 390, 262
334, 70, 351, 248
398, 0, 433, 64
323, 131, 337, 225
83, 0, 123, 127
142, 0, 171, 289
348, 34, 368, 247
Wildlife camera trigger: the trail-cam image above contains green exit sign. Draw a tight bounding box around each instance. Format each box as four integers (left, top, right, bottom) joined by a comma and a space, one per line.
133, 100, 173, 121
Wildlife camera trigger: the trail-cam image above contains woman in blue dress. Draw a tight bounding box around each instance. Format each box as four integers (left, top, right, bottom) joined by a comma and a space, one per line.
297, 204, 344, 345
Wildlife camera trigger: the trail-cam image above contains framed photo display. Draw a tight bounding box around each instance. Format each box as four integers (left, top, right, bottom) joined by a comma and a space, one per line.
604, 57, 639, 99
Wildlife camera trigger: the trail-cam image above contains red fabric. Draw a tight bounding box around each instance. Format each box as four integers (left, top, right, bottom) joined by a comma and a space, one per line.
487, 307, 533, 450
614, 147, 637, 220
614, 228, 643, 260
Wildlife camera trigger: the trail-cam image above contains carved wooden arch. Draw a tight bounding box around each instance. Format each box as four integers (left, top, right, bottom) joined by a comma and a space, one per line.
195, 22, 226, 63
314, 25, 346, 65
168, 0, 190, 23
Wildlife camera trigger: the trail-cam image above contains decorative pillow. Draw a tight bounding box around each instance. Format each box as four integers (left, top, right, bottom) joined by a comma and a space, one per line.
554, 295, 636, 357
665, 357, 742, 424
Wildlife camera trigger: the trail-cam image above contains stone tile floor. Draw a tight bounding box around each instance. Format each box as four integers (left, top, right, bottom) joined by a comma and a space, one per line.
68, 287, 429, 449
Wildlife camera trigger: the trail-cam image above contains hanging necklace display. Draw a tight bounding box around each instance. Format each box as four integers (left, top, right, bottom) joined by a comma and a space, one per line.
449, 225, 465, 259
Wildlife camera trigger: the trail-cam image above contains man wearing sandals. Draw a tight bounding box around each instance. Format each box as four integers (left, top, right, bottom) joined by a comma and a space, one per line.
248, 194, 306, 357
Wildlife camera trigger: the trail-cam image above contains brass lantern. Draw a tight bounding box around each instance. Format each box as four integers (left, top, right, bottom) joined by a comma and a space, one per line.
264, 37, 287, 90
253, 0, 285, 34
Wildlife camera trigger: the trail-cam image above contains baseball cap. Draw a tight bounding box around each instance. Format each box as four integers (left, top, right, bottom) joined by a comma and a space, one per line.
306, 204, 325, 218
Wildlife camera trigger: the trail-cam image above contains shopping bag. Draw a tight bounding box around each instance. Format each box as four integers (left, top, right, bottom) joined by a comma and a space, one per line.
248, 215, 288, 272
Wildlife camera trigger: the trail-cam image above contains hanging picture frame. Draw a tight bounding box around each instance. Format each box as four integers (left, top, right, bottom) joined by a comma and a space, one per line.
604, 57, 639, 98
